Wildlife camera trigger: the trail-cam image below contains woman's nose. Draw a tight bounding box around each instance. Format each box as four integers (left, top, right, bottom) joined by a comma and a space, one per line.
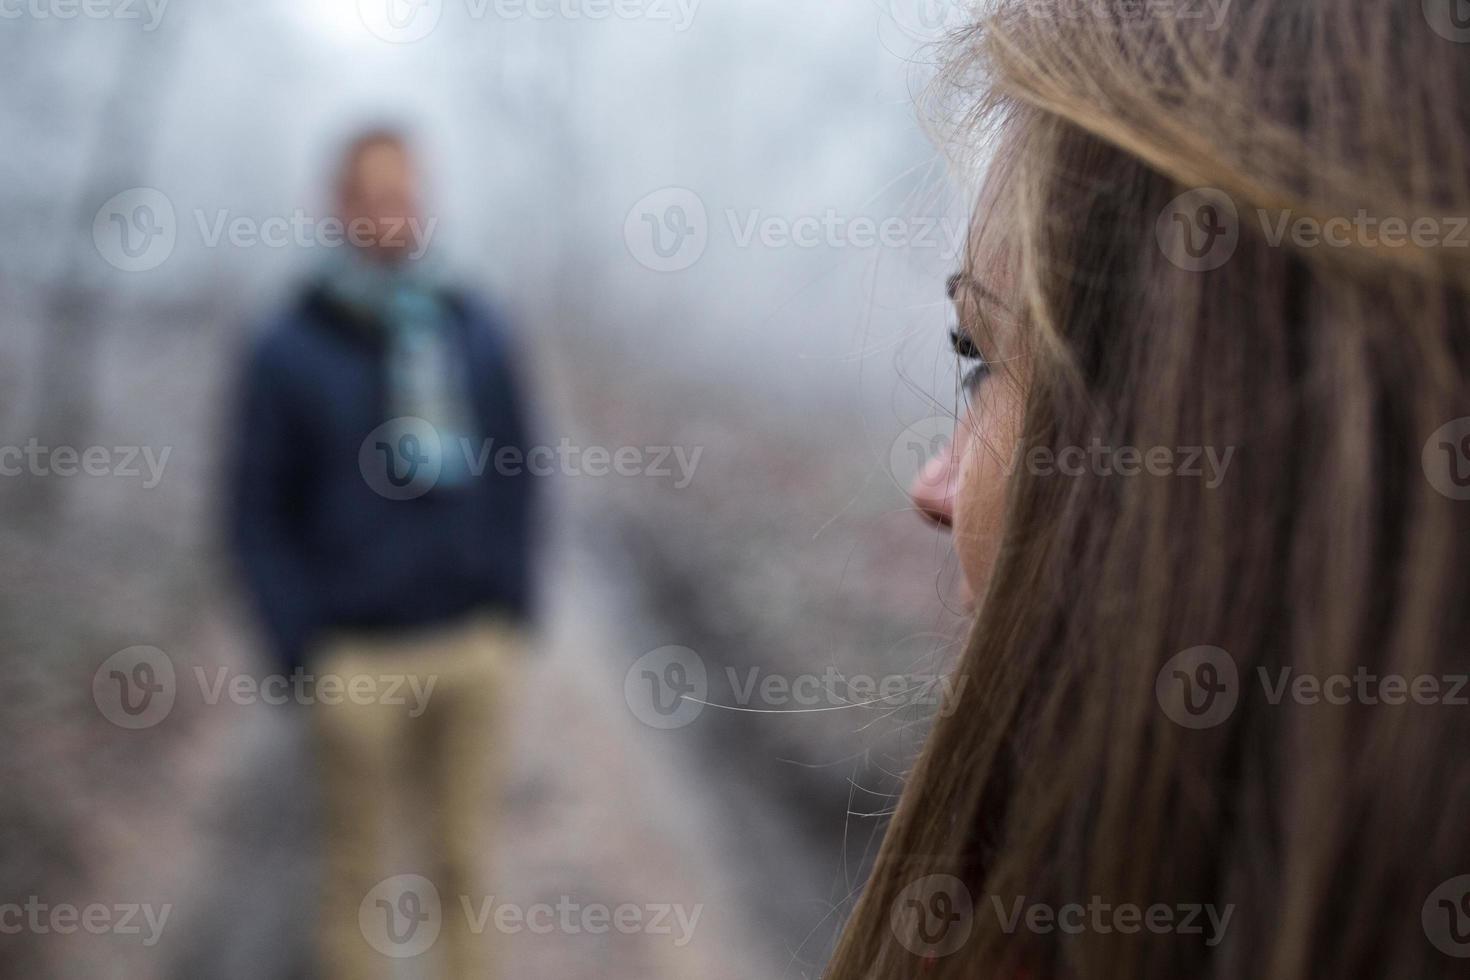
910, 439, 958, 528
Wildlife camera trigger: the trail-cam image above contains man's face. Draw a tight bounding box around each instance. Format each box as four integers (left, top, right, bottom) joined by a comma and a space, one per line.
337, 140, 423, 261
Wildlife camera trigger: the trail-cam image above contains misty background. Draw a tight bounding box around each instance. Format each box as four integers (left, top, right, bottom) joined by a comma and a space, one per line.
0, 1, 983, 976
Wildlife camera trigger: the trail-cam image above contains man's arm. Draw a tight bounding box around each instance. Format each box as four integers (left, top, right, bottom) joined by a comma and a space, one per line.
474, 311, 540, 623
229, 332, 321, 675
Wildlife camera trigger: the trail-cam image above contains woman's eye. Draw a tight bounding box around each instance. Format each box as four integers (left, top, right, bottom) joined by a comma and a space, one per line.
951, 328, 991, 395
950, 327, 980, 359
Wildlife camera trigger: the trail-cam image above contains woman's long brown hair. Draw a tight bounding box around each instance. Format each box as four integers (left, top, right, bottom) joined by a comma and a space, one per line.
830, 2, 1470, 977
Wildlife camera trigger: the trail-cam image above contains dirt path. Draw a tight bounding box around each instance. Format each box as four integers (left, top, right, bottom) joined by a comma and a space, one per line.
490, 542, 768, 980
23, 515, 815, 980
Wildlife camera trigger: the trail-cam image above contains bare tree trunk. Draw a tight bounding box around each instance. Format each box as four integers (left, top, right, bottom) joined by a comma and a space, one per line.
24, 24, 183, 518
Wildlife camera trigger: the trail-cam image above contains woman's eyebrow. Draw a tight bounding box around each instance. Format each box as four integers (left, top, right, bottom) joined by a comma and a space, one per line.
948, 271, 1026, 370
947, 272, 1013, 314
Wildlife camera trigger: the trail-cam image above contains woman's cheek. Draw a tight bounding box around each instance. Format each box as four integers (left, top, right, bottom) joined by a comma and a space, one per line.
952, 391, 1022, 604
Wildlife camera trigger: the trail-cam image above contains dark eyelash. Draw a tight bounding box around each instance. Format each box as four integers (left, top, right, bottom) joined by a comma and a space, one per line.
948, 274, 994, 392
950, 328, 982, 361
951, 329, 991, 393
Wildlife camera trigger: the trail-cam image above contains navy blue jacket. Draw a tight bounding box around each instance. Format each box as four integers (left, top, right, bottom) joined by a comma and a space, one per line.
230, 282, 536, 674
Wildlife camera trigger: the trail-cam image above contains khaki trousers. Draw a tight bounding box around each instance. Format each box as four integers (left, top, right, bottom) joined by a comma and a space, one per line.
313, 615, 517, 980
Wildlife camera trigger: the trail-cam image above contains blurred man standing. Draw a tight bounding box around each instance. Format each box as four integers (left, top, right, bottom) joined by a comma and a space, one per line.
230, 129, 536, 979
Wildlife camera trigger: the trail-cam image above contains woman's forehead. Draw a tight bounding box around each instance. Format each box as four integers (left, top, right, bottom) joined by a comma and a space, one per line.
965, 161, 1021, 298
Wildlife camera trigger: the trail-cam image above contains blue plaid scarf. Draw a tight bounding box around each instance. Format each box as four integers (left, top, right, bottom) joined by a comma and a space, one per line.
319, 249, 477, 487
